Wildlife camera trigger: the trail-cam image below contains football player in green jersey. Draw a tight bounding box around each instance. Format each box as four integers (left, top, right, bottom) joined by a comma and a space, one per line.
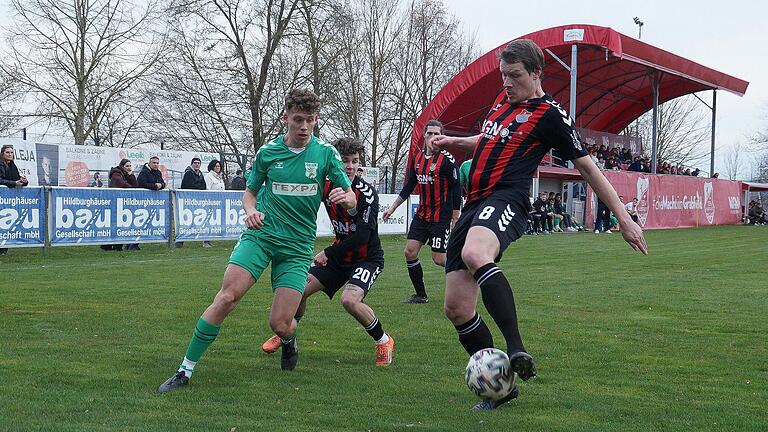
159, 89, 356, 392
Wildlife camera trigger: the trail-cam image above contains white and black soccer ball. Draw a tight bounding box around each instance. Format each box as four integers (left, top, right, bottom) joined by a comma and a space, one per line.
465, 348, 516, 400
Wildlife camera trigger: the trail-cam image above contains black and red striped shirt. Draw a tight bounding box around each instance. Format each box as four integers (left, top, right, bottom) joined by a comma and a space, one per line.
399, 149, 460, 223
466, 92, 588, 205
323, 176, 383, 264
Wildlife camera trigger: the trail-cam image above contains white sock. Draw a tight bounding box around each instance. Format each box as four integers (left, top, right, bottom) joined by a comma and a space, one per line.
376, 333, 390, 345
178, 357, 196, 377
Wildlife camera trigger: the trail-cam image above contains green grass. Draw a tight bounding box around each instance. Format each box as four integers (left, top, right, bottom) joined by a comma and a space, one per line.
1, 225, 767, 431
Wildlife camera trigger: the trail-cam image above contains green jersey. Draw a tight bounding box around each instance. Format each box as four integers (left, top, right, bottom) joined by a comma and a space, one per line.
459, 159, 472, 193
247, 134, 351, 244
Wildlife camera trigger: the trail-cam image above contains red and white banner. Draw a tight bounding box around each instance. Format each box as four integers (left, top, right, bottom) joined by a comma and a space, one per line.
586, 171, 742, 229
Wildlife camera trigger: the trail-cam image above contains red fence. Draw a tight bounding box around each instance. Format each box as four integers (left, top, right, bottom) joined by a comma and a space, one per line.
586, 171, 742, 229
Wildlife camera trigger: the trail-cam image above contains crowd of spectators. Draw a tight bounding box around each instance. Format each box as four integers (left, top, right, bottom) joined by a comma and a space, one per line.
581, 144, 704, 177
527, 191, 584, 235
747, 199, 766, 225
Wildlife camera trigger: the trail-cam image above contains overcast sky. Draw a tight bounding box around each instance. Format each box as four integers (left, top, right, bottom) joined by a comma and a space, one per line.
445, 0, 767, 176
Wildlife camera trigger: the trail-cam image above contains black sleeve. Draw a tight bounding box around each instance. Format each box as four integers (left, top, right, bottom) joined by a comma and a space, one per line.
540, 105, 589, 162
398, 164, 418, 201
446, 160, 461, 211
324, 185, 378, 259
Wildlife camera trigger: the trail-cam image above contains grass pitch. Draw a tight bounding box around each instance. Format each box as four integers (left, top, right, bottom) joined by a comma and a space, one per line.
1, 225, 766, 431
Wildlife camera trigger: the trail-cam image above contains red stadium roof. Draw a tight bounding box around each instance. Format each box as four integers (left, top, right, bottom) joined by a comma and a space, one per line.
411, 24, 749, 151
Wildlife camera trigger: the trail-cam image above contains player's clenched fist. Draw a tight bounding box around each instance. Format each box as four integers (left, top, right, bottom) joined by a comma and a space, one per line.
245, 210, 265, 229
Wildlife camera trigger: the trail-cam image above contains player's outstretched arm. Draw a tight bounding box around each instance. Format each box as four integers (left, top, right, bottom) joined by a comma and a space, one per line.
382, 196, 404, 220
242, 187, 265, 229
329, 186, 356, 209
573, 156, 648, 255
432, 134, 481, 153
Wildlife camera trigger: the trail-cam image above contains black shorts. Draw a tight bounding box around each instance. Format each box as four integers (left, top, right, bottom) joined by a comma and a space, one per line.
309, 257, 384, 299
407, 217, 451, 253
445, 188, 530, 273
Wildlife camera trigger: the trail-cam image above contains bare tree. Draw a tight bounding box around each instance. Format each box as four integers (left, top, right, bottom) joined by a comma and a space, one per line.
149, 0, 299, 170
2, 0, 164, 145
723, 141, 744, 180
630, 95, 711, 169
0, 65, 23, 134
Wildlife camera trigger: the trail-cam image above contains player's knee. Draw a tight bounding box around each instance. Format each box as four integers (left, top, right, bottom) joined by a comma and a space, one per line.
269, 317, 293, 337
443, 299, 472, 324
404, 247, 418, 261
340, 294, 360, 312
432, 254, 446, 267
461, 245, 491, 273
212, 288, 239, 312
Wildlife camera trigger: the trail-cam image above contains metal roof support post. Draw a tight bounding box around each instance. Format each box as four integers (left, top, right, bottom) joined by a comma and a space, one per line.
710, 90, 717, 176
565, 44, 578, 214
651, 73, 660, 174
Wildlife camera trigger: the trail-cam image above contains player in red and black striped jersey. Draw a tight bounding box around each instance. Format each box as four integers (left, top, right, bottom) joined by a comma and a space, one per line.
434, 40, 648, 411
261, 137, 394, 367
382, 120, 461, 304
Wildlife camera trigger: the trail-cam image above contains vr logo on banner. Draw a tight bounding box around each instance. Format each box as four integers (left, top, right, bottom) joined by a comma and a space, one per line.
0, 187, 45, 247
51, 188, 170, 245
175, 191, 247, 240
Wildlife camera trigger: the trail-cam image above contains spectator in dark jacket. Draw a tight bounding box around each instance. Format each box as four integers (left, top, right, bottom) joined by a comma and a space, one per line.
176, 157, 206, 248
180, 157, 206, 190
230, 169, 246, 190
106, 159, 138, 251
137, 156, 166, 190
0, 144, 29, 188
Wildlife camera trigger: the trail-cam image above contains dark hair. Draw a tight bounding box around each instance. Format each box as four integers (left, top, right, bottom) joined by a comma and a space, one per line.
498, 39, 545, 73
191, 157, 201, 164
207, 159, 220, 171
425, 119, 444, 134
119, 158, 131, 168
149, 156, 159, 162
236, 169, 242, 175
332, 137, 365, 158
284, 89, 321, 114
1, 144, 13, 154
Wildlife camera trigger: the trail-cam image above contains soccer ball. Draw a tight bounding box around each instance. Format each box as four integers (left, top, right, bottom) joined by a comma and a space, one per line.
465, 348, 516, 400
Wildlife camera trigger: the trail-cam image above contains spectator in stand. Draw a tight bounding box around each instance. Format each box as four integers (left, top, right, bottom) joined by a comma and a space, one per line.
642, 159, 652, 173
594, 196, 612, 234
625, 197, 639, 224
532, 192, 551, 234
181, 157, 206, 190
628, 156, 643, 172
620, 148, 633, 164
712, 172, 720, 178
204, 159, 225, 191
106, 159, 138, 251
553, 193, 578, 232
90, 172, 103, 188
597, 157, 605, 170
137, 156, 166, 191
200, 159, 225, 248
589, 148, 599, 166
546, 192, 564, 232
683, 168, 691, 176
691, 168, 700, 177
176, 157, 207, 248
0, 144, 29, 256
230, 169, 246, 190
0, 144, 29, 189
748, 200, 765, 225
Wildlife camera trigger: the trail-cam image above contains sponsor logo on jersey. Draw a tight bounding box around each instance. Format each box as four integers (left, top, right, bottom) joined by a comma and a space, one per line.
305, 162, 318, 179
274, 161, 284, 169
272, 182, 318, 196
416, 174, 433, 184
481, 120, 504, 138
515, 109, 532, 123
